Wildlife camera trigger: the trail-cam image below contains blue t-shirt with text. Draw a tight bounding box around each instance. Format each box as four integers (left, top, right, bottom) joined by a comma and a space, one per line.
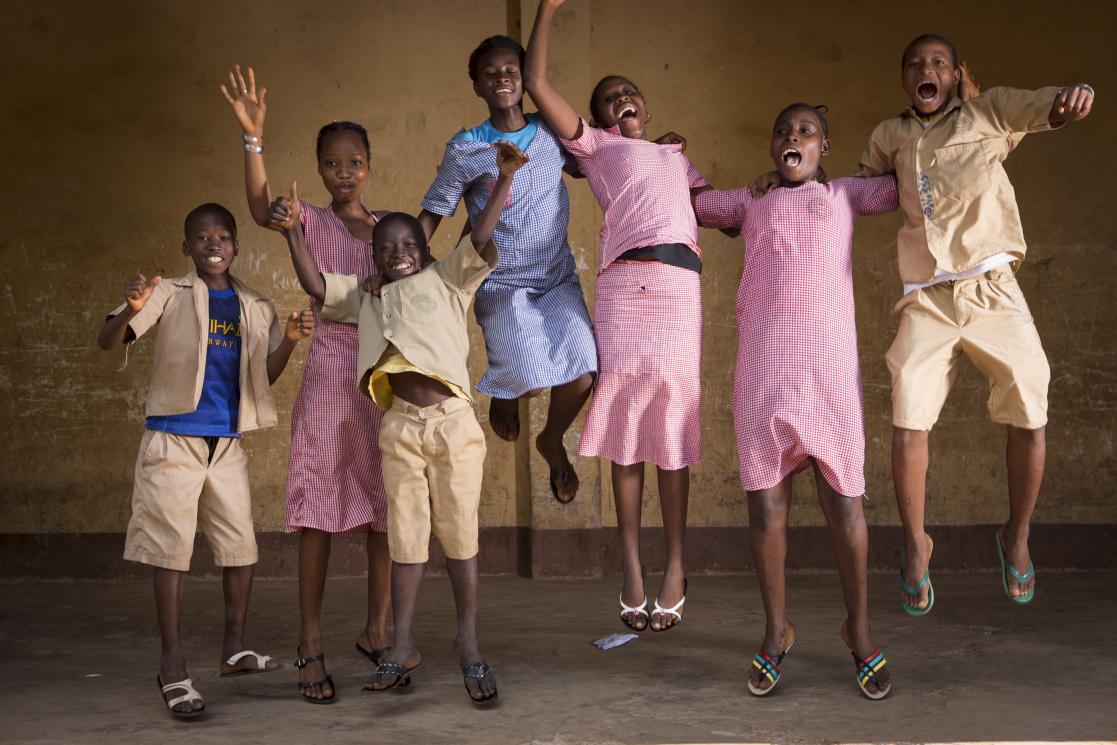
146, 288, 242, 438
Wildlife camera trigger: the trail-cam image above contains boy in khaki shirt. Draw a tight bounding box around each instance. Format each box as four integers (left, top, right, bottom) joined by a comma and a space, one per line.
98, 203, 313, 718
857, 34, 1094, 615
269, 141, 527, 705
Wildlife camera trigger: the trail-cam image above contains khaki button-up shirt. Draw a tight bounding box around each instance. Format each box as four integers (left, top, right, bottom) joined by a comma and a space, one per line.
858, 86, 1062, 284
109, 271, 283, 432
321, 235, 497, 402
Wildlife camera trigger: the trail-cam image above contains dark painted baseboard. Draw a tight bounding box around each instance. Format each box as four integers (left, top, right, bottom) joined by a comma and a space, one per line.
2, 524, 1113, 579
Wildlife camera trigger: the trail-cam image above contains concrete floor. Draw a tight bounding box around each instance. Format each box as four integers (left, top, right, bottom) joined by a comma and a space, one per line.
1, 571, 1115, 745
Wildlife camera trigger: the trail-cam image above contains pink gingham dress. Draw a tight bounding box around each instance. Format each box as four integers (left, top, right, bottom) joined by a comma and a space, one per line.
284, 202, 389, 533
695, 177, 898, 495
561, 120, 708, 470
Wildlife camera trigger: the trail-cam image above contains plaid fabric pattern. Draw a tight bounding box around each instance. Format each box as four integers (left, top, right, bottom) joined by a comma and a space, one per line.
577, 261, 702, 470
284, 202, 389, 533
560, 118, 709, 271
695, 176, 898, 496
422, 122, 596, 398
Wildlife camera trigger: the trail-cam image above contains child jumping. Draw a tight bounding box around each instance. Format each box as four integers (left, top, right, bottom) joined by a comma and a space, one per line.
268, 142, 525, 706
98, 203, 312, 717
221, 66, 392, 703
856, 35, 1094, 614
526, 0, 710, 632
418, 34, 596, 503
696, 105, 897, 699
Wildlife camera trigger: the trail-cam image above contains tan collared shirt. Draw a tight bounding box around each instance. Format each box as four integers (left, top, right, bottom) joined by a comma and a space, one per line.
109, 271, 283, 432
858, 86, 1062, 284
320, 235, 497, 406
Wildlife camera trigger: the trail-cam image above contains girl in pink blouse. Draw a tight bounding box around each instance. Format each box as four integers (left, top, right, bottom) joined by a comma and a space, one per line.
526, 0, 709, 633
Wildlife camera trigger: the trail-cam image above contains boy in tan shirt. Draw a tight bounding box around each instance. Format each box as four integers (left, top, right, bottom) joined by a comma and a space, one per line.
857, 34, 1094, 615
98, 203, 313, 717
269, 141, 527, 705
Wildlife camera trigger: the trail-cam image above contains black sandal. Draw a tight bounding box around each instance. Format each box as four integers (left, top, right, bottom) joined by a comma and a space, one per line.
355, 643, 391, 666
365, 661, 420, 692
295, 651, 337, 705
462, 662, 499, 706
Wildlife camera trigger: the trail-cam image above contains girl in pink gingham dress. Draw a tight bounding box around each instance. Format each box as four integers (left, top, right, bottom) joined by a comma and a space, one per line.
221, 67, 391, 705
526, 0, 708, 634
694, 104, 896, 700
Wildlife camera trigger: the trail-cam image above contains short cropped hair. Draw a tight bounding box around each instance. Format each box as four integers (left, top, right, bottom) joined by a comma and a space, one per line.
468, 35, 525, 81
901, 34, 959, 68
184, 203, 237, 239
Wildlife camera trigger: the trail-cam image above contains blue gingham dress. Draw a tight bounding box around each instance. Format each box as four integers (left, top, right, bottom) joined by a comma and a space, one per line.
422, 118, 597, 399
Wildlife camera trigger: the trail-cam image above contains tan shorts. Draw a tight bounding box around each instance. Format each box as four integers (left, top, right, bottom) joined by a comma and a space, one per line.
123, 430, 258, 571
886, 265, 1050, 431
379, 396, 486, 564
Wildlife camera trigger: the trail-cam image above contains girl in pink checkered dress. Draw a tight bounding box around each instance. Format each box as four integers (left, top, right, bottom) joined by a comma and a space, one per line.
694, 104, 896, 700
222, 66, 390, 704
526, 0, 712, 633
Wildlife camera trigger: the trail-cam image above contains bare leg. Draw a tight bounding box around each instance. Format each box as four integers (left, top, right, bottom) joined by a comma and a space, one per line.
366, 562, 424, 690
612, 461, 647, 630
358, 530, 392, 656
446, 556, 497, 701
892, 427, 934, 610
745, 478, 792, 693
297, 528, 332, 701
1001, 425, 1045, 598
154, 567, 203, 713
216, 563, 279, 675
814, 464, 889, 696
536, 373, 595, 503
488, 397, 520, 442
650, 465, 689, 631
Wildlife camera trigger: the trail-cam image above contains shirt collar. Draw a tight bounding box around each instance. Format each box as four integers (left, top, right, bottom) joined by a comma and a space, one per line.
900, 95, 964, 127
170, 268, 263, 303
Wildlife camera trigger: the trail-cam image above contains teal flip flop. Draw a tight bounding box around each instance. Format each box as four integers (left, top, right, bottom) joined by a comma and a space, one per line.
899, 548, 934, 616
995, 531, 1035, 604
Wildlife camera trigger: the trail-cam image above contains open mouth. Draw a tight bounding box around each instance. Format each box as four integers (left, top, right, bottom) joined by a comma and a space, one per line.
337, 182, 355, 192
617, 103, 638, 121
917, 82, 938, 102
781, 148, 802, 167
205, 255, 224, 264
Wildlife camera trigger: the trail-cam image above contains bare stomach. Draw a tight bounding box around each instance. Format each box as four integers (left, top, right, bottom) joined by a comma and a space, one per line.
389, 371, 454, 408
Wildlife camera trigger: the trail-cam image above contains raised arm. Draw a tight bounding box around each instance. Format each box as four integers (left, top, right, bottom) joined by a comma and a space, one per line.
417, 210, 444, 242
220, 65, 273, 227
269, 181, 326, 303
97, 274, 162, 350
524, 0, 582, 140
1049, 83, 1094, 125
470, 141, 528, 266
266, 309, 314, 384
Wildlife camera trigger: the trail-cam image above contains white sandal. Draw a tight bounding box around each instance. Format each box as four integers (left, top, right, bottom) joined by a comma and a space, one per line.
220, 650, 278, 677
651, 578, 688, 632
618, 595, 649, 632
157, 675, 204, 718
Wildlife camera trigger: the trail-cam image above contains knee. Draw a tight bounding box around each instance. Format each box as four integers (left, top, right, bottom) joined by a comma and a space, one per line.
748, 497, 784, 532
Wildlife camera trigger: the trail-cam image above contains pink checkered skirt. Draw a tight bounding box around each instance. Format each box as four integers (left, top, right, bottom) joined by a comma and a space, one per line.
578, 261, 702, 470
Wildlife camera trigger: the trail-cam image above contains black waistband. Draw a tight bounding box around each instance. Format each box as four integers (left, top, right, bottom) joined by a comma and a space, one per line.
616, 243, 701, 274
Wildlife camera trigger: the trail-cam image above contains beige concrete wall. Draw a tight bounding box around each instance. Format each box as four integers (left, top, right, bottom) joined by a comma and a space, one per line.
2, 1, 1113, 540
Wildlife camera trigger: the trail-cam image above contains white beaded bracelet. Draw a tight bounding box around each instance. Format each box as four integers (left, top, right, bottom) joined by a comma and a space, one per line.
244, 143, 263, 154
243, 134, 260, 143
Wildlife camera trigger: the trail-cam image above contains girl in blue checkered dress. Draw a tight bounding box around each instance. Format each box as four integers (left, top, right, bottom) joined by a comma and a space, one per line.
419, 35, 597, 504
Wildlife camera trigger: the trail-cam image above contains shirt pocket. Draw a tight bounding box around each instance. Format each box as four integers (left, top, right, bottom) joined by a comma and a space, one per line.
933, 141, 992, 201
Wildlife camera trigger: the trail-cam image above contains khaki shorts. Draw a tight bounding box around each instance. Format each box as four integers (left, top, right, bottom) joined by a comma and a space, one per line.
379, 396, 486, 564
124, 430, 258, 571
886, 265, 1050, 431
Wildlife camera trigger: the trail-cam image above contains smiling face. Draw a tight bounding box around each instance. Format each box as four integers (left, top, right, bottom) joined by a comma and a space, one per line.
591, 76, 647, 139
901, 39, 960, 118
317, 129, 370, 204
182, 212, 238, 282
372, 215, 430, 283
473, 47, 524, 113
770, 106, 829, 186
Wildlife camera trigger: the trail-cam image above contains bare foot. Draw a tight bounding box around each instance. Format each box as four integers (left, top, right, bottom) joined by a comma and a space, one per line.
489, 397, 520, 441
536, 432, 578, 503
900, 533, 934, 611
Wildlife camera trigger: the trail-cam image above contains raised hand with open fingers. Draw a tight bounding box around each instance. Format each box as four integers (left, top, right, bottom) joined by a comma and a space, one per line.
285, 309, 315, 342
124, 274, 161, 313
219, 64, 267, 138
267, 181, 302, 234
494, 139, 529, 177
959, 60, 981, 102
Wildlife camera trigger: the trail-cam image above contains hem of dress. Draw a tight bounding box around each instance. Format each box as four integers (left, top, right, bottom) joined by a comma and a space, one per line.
476, 364, 598, 399
284, 520, 388, 535
578, 446, 698, 472
740, 459, 864, 498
